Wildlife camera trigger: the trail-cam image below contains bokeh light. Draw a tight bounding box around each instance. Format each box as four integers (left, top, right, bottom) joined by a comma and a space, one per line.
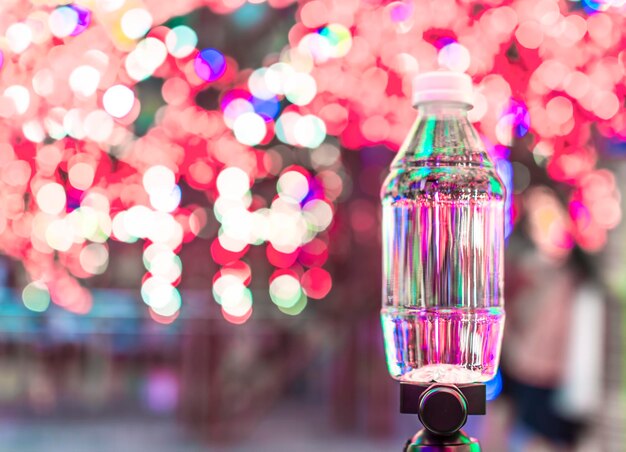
103, 85, 135, 118
233, 112, 266, 146
49, 6, 87, 38
165, 26, 198, 58
318, 24, 352, 58
6, 23, 32, 54
22, 281, 51, 312
36, 183, 66, 215
438, 42, 471, 72
217, 167, 250, 198
194, 49, 227, 82
277, 171, 309, 202
269, 274, 302, 309
0, 0, 621, 324
301, 267, 332, 299
121, 8, 153, 40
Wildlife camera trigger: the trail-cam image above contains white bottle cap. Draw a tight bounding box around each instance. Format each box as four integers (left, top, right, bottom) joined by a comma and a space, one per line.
412, 71, 474, 107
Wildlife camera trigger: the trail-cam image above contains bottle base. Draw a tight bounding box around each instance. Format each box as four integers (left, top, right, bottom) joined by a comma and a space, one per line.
381, 307, 504, 384
395, 364, 493, 384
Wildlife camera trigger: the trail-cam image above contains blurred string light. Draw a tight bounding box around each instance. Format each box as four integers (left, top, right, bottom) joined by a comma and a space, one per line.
103, 85, 135, 118
120, 8, 153, 40
125, 37, 167, 81
22, 281, 51, 313
269, 273, 307, 315
0, 0, 624, 324
49, 5, 91, 38
165, 26, 198, 58
212, 263, 254, 323
194, 48, 227, 82
581, 0, 626, 12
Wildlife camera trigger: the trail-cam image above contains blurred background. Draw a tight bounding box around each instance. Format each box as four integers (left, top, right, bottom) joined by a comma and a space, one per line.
0, 0, 624, 450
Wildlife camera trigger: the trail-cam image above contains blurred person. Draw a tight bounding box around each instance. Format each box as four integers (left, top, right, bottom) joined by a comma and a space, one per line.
502, 235, 604, 451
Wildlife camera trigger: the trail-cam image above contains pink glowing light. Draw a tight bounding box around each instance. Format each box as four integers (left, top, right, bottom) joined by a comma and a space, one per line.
0, 0, 622, 323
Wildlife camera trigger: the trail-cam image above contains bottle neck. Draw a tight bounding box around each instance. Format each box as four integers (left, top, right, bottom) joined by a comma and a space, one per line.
420, 102, 471, 117
391, 101, 491, 168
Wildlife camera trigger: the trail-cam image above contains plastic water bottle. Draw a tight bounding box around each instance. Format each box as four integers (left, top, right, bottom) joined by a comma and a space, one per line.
381, 72, 505, 384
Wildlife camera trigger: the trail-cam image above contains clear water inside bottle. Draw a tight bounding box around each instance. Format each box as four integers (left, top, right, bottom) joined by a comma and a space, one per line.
381, 102, 505, 383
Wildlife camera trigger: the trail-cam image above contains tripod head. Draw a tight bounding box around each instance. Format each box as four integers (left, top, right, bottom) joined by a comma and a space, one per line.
400, 383, 486, 451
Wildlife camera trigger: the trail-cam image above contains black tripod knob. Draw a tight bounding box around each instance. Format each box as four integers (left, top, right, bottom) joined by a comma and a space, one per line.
401, 383, 483, 451
418, 385, 468, 436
